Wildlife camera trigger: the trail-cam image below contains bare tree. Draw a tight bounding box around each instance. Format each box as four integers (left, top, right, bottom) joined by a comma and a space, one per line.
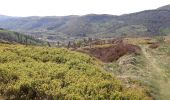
67, 41, 71, 48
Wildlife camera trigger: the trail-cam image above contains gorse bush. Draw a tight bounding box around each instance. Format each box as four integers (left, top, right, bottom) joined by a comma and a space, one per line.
0, 43, 151, 99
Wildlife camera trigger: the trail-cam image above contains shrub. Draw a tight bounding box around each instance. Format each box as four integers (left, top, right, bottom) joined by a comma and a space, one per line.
0, 43, 151, 99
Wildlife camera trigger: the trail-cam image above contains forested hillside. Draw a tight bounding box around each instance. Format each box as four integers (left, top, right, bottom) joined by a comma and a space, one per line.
0, 5, 170, 42
0, 28, 44, 45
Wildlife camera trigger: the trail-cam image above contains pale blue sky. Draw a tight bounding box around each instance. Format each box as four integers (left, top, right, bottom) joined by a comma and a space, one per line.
0, 0, 169, 16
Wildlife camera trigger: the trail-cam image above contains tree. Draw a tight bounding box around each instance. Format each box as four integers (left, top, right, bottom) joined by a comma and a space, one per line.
67, 41, 71, 48
47, 42, 51, 47
57, 41, 60, 47
88, 38, 93, 48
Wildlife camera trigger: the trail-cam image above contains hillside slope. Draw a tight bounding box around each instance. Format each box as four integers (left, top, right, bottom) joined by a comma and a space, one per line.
0, 15, 12, 21
0, 28, 44, 45
157, 4, 170, 10
103, 38, 170, 100
0, 5, 170, 41
0, 43, 151, 99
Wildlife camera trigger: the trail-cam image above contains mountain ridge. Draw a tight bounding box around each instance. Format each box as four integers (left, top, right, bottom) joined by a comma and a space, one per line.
0, 5, 170, 42
157, 4, 170, 10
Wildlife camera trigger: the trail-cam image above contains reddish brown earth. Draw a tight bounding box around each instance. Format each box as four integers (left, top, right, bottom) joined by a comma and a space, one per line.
79, 43, 141, 62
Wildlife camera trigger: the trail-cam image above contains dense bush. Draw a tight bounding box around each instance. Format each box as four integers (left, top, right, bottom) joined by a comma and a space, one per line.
82, 43, 141, 62
0, 43, 151, 99
149, 43, 159, 49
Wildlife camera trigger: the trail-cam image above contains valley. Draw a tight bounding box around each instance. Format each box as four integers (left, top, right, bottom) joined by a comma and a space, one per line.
0, 4, 170, 100
1, 5, 170, 43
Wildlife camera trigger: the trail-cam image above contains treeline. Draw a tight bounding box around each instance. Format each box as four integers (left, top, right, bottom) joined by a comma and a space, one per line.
0, 28, 44, 45
65, 38, 123, 49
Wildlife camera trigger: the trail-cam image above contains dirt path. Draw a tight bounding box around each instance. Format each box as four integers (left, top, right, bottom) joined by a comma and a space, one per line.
142, 46, 170, 100
142, 46, 164, 76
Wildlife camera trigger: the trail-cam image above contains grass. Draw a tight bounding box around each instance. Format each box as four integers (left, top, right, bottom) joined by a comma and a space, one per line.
149, 44, 170, 100
104, 54, 148, 78
104, 43, 170, 100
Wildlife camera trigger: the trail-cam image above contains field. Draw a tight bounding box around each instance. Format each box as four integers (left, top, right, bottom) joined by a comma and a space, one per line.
0, 43, 151, 99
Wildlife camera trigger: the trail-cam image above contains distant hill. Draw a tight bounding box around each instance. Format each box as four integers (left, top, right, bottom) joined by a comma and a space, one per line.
0, 15, 10, 21
157, 5, 170, 10
0, 28, 44, 45
0, 5, 170, 42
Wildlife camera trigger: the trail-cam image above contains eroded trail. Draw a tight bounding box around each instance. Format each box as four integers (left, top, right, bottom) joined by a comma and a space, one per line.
142, 46, 170, 100
142, 46, 163, 76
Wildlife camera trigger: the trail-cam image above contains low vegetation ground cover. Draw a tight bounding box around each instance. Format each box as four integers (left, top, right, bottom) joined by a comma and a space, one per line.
149, 43, 170, 99
103, 37, 170, 100
0, 43, 151, 99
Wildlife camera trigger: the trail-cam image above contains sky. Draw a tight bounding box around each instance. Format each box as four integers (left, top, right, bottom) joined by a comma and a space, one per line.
0, 0, 169, 17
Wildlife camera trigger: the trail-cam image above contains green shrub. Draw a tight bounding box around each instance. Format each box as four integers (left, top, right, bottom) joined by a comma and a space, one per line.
0, 43, 151, 99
